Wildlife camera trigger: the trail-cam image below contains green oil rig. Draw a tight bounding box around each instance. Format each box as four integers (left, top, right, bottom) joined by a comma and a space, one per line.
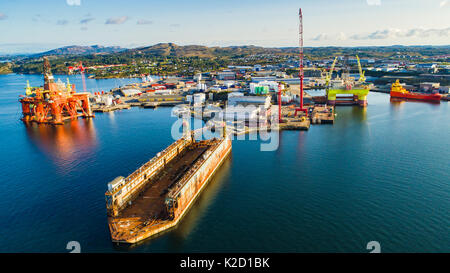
325, 55, 370, 107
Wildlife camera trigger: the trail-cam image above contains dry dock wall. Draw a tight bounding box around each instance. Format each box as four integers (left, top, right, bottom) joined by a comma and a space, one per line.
167, 138, 232, 219
106, 137, 192, 216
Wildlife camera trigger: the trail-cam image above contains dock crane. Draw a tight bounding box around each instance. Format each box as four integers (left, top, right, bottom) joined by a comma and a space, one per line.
325, 56, 338, 88
356, 55, 366, 83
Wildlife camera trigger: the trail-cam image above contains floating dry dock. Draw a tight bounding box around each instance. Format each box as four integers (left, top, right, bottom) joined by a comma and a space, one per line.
105, 134, 231, 244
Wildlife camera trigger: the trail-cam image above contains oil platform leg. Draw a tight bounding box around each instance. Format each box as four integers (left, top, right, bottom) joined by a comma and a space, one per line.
358, 94, 368, 107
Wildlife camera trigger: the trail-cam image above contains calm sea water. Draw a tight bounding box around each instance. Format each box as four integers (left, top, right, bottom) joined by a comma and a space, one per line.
0, 74, 449, 253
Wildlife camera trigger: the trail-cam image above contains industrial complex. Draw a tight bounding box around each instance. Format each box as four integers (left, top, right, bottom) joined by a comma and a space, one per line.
14, 7, 449, 247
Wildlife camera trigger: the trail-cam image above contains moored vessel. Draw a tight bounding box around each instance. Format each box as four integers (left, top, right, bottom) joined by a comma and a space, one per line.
390, 79, 441, 102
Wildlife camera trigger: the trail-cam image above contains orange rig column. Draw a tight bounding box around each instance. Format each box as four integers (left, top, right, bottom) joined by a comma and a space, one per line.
18, 57, 94, 125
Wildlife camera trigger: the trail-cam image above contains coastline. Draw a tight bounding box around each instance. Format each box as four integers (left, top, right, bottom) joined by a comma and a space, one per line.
0, 71, 143, 80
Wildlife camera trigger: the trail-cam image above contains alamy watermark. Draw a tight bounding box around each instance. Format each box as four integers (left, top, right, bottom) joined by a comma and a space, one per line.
367, 241, 381, 253
66, 241, 81, 253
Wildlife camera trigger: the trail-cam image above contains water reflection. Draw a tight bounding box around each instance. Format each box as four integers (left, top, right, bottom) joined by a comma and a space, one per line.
351, 106, 367, 122
389, 98, 406, 119
390, 97, 441, 106
24, 119, 97, 169
106, 111, 117, 129
296, 131, 307, 153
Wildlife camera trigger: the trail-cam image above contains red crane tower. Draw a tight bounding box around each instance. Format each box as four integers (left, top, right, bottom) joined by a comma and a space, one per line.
68, 61, 87, 92
278, 83, 283, 123
78, 61, 87, 93
294, 8, 308, 117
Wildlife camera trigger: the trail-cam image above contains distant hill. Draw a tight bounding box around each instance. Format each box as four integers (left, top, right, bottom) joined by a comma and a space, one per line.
32, 45, 126, 57
124, 43, 297, 58
121, 43, 450, 59
21, 43, 450, 60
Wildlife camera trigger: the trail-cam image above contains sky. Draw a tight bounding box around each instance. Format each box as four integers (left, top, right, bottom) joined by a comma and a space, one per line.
0, 0, 449, 54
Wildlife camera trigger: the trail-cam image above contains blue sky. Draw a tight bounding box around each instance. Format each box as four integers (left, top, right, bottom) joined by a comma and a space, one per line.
0, 0, 449, 53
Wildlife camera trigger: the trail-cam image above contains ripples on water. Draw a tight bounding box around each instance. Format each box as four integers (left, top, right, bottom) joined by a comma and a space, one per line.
0, 74, 449, 252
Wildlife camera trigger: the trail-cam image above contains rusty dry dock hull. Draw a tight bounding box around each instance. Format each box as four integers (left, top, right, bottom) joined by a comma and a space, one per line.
106, 137, 231, 244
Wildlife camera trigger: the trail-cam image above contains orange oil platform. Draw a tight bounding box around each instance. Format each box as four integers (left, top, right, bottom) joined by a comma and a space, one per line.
19, 57, 94, 125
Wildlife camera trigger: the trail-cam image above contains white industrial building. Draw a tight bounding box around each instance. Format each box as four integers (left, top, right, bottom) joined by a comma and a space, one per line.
154, 89, 173, 95
197, 83, 207, 91
228, 96, 271, 109
217, 71, 236, 80
120, 88, 141, 97
249, 81, 282, 94
187, 93, 206, 105
223, 81, 235, 88
438, 86, 450, 94
227, 92, 244, 100
186, 93, 206, 105
420, 82, 440, 92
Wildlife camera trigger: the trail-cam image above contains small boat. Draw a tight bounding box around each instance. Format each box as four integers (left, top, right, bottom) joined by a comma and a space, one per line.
390, 80, 441, 102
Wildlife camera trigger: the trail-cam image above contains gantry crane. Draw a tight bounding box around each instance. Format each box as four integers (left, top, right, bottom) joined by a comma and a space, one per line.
356, 55, 366, 83
325, 56, 338, 88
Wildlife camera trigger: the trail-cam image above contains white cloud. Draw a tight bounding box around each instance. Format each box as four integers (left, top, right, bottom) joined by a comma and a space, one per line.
440, 0, 449, 7
309, 27, 450, 43
311, 32, 346, 41
66, 0, 81, 6
57, 19, 69, 25
137, 19, 153, 25
80, 18, 95, 24
337, 32, 347, 41
350, 27, 450, 40
366, 0, 381, 5
105, 16, 129, 25
311, 33, 328, 41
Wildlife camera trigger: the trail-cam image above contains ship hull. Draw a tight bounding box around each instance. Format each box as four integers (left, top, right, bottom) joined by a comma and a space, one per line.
390, 91, 441, 102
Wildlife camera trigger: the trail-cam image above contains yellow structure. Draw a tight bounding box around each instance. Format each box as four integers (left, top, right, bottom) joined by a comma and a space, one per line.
325, 55, 370, 107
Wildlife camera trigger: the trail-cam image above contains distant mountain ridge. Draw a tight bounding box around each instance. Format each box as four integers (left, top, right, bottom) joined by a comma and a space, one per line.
126, 43, 297, 58
16, 43, 450, 61
32, 45, 126, 57
120, 43, 450, 59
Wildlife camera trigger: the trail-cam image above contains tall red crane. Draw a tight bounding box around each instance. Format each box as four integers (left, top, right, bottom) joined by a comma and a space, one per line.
68, 61, 87, 92
295, 8, 308, 116
278, 83, 282, 123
